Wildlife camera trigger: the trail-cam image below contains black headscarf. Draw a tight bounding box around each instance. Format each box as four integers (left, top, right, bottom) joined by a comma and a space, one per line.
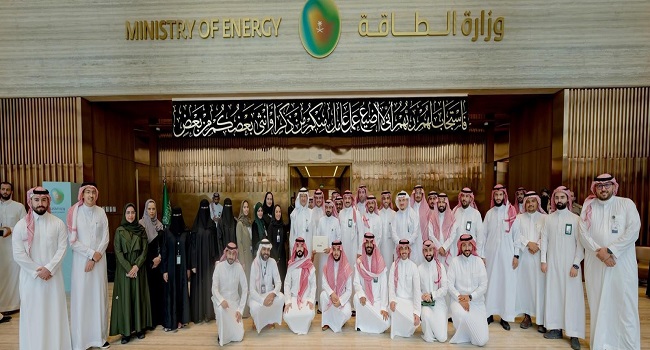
120, 203, 147, 238
192, 199, 214, 232
170, 206, 186, 234
262, 192, 275, 220
220, 198, 235, 228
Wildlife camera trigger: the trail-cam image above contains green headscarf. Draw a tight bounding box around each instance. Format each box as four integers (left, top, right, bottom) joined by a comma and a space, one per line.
253, 202, 266, 241
120, 203, 147, 238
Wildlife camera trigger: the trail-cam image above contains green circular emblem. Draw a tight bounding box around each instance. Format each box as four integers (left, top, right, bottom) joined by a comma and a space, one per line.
299, 0, 341, 58
51, 188, 64, 204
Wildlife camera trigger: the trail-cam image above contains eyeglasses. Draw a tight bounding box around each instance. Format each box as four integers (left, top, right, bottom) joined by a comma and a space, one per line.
595, 183, 613, 190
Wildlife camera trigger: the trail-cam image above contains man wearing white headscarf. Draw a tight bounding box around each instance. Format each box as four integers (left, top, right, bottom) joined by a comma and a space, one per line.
378, 190, 396, 266
483, 184, 518, 330
284, 237, 316, 334
289, 188, 313, 256
339, 190, 361, 271
389, 239, 421, 339
66, 183, 109, 350
541, 186, 585, 350
579, 174, 640, 350
212, 242, 248, 346
512, 191, 547, 333
452, 187, 485, 258
12, 187, 71, 350
355, 185, 368, 214
249, 239, 284, 333
358, 195, 382, 257
320, 240, 353, 332
391, 191, 421, 264
419, 240, 448, 343
0, 181, 26, 318
408, 185, 429, 265
448, 234, 489, 346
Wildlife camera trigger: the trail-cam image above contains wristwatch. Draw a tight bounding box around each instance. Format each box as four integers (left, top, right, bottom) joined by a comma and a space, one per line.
606, 248, 613, 255
468, 295, 473, 301
572, 264, 580, 270
513, 255, 519, 259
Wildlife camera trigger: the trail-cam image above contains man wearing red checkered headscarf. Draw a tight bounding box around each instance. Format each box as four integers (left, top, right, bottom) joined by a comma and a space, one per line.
12, 187, 72, 350
358, 194, 382, 257
319, 240, 353, 332
483, 184, 518, 331
578, 174, 641, 350
283, 237, 316, 334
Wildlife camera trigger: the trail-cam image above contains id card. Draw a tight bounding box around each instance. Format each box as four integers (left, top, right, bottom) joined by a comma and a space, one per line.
611, 218, 619, 234
565, 224, 572, 235
348, 219, 353, 227
466, 221, 472, 231
276, 234, 281, 243
176, 255, 181, 265
373, 277, 378, 283
261, 284, 266, 294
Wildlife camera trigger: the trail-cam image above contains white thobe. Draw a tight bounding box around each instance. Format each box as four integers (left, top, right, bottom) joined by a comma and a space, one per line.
211, 260, 248, 346
210, 202, 223, 222
314, 215, 341, 308
249, 257, 284, 333
540, 208, 585, 338
378, 207, 396, 266
418, 260, 449, 342
353, 256, 390, 333
70, 205, 110, 350
358, 211, 382, 255
391, 208, 421, 264
12, 212, 71, 350
355, 201, 367, 215
512, 212, 545, 323
289, 205, 313, 256
428, 211, 460, 267
388, 258, 421, 339
579, 196, 641, 350
283, 258, 316, 334
338, 207, 361, 270
0, 199, 26, 312
320, 261, 352, 332
447, 254, 489, 346
483, 205, 518, 321
410, 201, 427, 265
310, 205, 324, 231
453, 206, 485, 257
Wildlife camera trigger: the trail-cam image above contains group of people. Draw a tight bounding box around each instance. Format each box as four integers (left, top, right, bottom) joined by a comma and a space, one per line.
0, 172, 643, 350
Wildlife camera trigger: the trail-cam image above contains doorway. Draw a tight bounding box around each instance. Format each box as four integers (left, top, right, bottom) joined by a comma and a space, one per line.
288, 164, 351, 206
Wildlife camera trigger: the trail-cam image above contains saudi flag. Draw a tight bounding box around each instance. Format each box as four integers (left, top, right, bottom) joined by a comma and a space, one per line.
162, 180, 171, 227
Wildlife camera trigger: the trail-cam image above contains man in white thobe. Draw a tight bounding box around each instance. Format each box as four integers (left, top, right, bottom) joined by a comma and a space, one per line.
541, 186, 585, 350
514, 187, 526, 214
339, 190, 361, 271
483, 184, 518, 330
408, 185, 430, 265
310, 189, 325, 230
284, 237, 316, 334
212, 242, 248, 346
378, 191, 396, 266
289, 188, 313, 256
448, 234, 489, 346
358, 195, 382, 257
12, 187, 71, 350
419, 240, 448, 343
579, 174, 641, 350
428, 193, 459, 267
249, 239, 284, 333
391, 191, 421, 265
355, 184, 368, 214
452, 188, 486, 258
68, 183, 110, 350
210, 192, 223, 224
320, 241, 353, 332
388, 239, 421, 339
0, 181, 26, 317
512, 191, 547, 333
354, 233, 390, 334
314, 200, 341, 310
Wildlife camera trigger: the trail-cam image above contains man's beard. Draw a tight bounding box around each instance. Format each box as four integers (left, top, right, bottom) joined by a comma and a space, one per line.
0, 193, 10, 201
462, 202, 469, 209
326, 212, 332, 217
227, 258, 235, 265
365, 246, 374, 255
494, 200, 503, 207
438, 206, 446, 213
296, 250, 304, 258
555, 202, 567, 210
428, 204, 436, 210
261, 253, 270, 261
424, 254, 434, 262
334, 256, 341, 262
33, 206, 47, 215
463, 250, 472, 257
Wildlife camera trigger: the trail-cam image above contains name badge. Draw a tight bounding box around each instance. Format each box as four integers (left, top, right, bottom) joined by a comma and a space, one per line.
176, 254, 181, 265
565, 224, 572, 235
611, 217, 619, 234
373, 277, 378, 283
466, 221, 472, 232
261, 284, 266, 294
276, 234, 281, 243
348, 219, 353, 227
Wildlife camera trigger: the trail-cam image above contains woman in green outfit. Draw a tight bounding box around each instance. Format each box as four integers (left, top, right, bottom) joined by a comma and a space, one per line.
110, 203, 152, 344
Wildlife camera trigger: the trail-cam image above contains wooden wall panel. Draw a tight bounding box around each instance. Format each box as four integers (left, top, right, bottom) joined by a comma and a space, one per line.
1, 0, 649, 98
563, 87, 650, 245
0, 97, 83, 202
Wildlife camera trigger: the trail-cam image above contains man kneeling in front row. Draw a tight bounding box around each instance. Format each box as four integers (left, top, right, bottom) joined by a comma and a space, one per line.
249, 239, 284, 333
211, 242, 248, 346
320, 240, 353, 332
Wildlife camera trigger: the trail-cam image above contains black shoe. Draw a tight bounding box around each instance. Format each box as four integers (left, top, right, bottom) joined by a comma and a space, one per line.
356, 328, 361, 331
136, 331, 145, 339
500, 319, 510, 331
544, 329, 563, 339
537, 325, 547, 333
100, 341, 110, 349
487, 315, 494, 324
0, 316, 11, 324
520, 314, 531, 329
322, 325, 330, 331
448, 317, 453, 323
121, 336, 130, 344
317, 309, 322, 314
351, 310, 356, 317
570, 337, 581, 350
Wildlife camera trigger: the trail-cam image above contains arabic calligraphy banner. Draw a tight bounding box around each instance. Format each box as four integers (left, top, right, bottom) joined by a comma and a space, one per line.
172, 97, 468, 137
